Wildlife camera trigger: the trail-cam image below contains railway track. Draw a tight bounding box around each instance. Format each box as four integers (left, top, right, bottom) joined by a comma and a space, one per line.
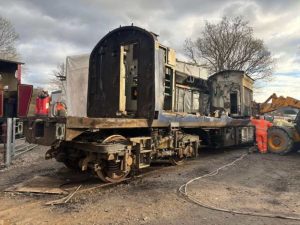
1, 161, 182, 208
47, 163, 177, 205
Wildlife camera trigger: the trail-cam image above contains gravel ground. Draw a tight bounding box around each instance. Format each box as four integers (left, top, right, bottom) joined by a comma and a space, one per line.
0, 144, 300, 225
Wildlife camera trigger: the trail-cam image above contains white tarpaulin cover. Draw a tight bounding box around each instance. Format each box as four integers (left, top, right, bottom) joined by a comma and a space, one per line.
66, 54, 90, 117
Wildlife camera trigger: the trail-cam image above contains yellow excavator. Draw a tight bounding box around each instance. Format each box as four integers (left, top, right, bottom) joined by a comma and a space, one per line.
259, 93, 300, 154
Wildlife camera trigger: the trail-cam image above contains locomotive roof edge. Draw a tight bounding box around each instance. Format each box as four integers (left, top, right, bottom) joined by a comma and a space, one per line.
98, 25, 158, 42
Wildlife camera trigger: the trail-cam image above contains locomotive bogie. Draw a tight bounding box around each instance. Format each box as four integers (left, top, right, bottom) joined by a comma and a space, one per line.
44, 127, 201, 182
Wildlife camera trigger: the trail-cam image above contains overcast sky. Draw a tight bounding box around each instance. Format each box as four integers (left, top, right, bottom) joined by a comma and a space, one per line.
1, 0, 299, 102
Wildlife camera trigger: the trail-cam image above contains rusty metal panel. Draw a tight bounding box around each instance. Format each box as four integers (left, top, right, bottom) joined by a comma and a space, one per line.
119, 45, 126, 113
66, 116, 161, 129
65, 128, 85, 141
65, 114, 251, 129
168, 48, 176, 66
154, 48, 166, 113
23, 117, 66, 146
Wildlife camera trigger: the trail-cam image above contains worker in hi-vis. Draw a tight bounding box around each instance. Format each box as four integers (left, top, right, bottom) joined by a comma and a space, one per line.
250, 116, 273, 153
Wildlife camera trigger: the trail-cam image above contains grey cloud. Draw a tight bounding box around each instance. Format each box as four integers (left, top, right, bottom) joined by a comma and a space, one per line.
0, 0, 299, 100
255, 0, 300, 12
222, 1, 259, 21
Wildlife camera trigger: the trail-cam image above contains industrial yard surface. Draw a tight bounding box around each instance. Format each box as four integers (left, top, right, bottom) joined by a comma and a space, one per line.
1, 146, 300, 225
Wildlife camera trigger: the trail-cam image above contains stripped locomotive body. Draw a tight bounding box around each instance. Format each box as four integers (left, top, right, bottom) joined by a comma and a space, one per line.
24, 26, 254, 183
0, 59, 32, 143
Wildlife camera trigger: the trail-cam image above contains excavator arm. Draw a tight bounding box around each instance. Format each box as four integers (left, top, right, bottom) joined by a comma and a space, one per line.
259, 93, 300, 114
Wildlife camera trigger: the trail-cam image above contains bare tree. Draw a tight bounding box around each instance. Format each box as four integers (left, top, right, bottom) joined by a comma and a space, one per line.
49, 63, 66, 92
184, 17, 274, 81
0, 16, 19, 60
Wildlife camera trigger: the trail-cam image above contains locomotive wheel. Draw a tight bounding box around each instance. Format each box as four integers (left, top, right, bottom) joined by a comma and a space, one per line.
170, 141, 198, 165
95, 135, 132, 183
170, 155, 185, 165
96, 165, 130, 183
268, 127, 293, 155
102, 134, 129, 144
95, 160, 131, 183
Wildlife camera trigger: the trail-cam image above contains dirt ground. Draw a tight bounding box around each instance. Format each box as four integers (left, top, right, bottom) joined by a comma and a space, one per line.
0, 144, 300, 225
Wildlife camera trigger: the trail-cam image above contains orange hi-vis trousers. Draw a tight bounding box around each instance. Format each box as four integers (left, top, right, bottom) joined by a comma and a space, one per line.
251, 119, 272, 153
256, 131, 268, 153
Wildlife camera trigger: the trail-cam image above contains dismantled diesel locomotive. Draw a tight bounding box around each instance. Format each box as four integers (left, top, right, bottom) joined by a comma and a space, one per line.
0, 59, 32, 143
23, 26, 254, 183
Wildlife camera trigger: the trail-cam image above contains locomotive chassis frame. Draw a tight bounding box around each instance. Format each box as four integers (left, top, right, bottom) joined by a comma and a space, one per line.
23, 112, 254, 183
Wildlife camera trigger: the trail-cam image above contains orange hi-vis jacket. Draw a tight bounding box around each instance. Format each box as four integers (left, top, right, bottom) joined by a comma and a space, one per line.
56, 102, 65, 111
251, 119, 272, 134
